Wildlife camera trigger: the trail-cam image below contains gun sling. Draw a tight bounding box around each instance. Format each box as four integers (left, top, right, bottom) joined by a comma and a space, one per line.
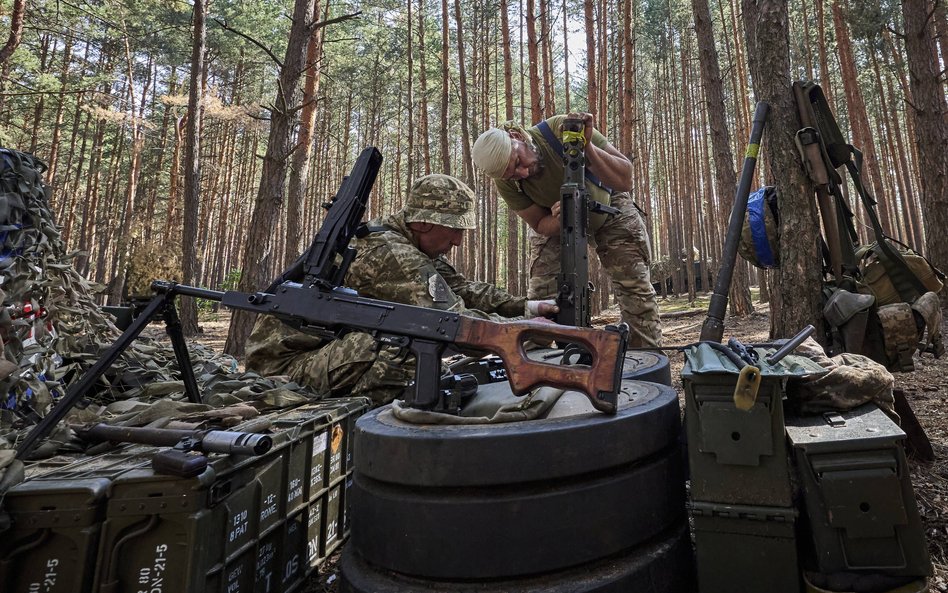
795, 81, 930, 303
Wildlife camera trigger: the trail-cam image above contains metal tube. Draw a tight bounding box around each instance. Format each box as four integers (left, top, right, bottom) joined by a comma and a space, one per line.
700, 102, 770, 342
765, 324, 816, 365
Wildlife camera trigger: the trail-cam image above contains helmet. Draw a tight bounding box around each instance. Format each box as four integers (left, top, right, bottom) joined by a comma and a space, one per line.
403, 174, 476, 229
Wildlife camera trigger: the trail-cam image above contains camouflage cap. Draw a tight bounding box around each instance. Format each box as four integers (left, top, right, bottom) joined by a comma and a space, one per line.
403, 174, 476, 230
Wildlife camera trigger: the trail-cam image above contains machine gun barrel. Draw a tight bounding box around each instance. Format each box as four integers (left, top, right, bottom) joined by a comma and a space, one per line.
79, 423, 273, 456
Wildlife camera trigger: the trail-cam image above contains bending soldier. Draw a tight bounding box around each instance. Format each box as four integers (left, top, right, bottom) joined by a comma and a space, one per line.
245, 174, 557, 406
472, 112, 661, 348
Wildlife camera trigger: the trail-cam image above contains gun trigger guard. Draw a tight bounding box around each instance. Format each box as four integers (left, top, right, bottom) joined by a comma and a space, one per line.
733, 365, 761, 411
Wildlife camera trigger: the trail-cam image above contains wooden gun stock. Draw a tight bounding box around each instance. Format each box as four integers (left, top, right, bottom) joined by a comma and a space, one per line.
454, 319, 629, 414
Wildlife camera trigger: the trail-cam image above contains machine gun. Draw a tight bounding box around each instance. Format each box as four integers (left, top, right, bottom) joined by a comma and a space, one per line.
555, 117, 620, 329
16, 147, 629, 460
217, 147, 628, 413
76, 423, 273, 478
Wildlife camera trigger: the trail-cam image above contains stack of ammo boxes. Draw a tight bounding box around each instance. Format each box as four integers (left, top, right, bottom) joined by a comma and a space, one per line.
683, 345, 802, 593
0, 397, 369, 593
684, 344, 932, 593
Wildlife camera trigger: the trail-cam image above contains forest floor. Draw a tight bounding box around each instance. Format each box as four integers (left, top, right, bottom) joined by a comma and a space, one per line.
191, 297, 948, 592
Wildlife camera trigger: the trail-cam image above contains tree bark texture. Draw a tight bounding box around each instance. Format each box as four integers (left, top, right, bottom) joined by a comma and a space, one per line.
692, 0, 753, 316
180, 0, 208, 336
225, 0, 318, 357
743, 0, 822, 338
902, 0, 948, 303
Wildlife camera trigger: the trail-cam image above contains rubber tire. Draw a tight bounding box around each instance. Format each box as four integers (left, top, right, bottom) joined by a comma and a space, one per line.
349, 380, 685, 580
621, 350, 672, 385
354, 380, 681, 487
524, 348, 672, 386
351, 445, 685, 579
340, 522, 696, 593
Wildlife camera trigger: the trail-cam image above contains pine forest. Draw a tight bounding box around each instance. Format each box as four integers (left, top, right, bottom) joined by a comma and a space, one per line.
1, 0, 946, 350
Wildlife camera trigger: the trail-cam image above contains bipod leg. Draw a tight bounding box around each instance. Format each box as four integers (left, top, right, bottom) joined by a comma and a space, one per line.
15, 292, 174, 460
162, 301, 202, 404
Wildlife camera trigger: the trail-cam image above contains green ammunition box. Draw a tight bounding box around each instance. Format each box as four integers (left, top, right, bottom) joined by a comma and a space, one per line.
269, 398, 364, 512
0, 478, 108, 593
2, 397, 369, 593
309, 426, 328, 495
306, 498, 324, 569
254, 455, 284, 535
323, 483, 343, 558
276, 428, 310, 515
342, 475, 353, 538
0, 449, 156, 593
253, 528, 281, 593
223, 546, 257, 593
691, 501, 801, 593
94, 459, 258, 593
785, 404, 932, 578
281, 509, 307, 592
684, 368, 794, 506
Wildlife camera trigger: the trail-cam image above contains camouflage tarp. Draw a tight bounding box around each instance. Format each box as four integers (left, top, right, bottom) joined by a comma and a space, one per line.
0, 149, 324, 491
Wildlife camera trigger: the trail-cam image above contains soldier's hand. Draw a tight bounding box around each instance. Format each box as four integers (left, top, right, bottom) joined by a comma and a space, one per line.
550, 201, 561, 219
527, 299, 559, 319
567, 111, 595, 144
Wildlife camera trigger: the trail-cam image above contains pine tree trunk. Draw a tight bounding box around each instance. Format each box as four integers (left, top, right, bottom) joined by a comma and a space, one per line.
418, 0, 432, 174
286, 0, 326, 268
499, 0, 520, 294
225, 0, 319, 357
902, 0, 948, 300
108, 45, 153, 305
439, 0, 451, 174
180, 0, 207, 335
526, 0, 542, 121
0, 0, 25, 110
692, 0, 753, 316
743, 0, 822, 338
831, 1, 892, 234
680, 38, 697, 302
583, 0, 597, 115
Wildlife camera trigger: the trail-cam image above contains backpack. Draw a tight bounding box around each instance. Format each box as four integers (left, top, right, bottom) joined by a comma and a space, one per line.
737, 186, 780, 269
793, 80, 944, 372
855, 242, 945, 307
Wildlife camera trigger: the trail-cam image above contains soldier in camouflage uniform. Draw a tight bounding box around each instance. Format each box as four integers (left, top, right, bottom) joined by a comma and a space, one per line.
245, 174, 557, 406
472, 112, 662, 348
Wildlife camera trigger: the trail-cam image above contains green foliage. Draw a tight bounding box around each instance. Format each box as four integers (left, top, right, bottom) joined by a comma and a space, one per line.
220, 269, 242, 291
845, 0, 898, 41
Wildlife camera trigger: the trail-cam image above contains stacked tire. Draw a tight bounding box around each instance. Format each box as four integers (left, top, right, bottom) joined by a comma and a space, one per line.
619, 350, 672, 385
341, 379, 693, 593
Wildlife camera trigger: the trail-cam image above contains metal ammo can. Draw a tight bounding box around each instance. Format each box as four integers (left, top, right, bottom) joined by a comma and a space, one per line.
682, 342, 824, 593
786, 404, 932, 582
0, 397, 369, 593
0, 447, 156, 593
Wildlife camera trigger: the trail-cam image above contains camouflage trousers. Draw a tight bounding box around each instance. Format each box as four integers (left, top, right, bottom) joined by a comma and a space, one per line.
527, 192, 662, 348
245, 316, 414, 407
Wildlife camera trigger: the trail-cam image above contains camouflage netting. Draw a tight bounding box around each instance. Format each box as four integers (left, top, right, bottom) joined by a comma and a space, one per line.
125, 238, 182, 299
0, 148, 324, 493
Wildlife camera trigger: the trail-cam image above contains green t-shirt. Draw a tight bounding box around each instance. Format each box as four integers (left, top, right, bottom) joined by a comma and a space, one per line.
494, 114, 613, 230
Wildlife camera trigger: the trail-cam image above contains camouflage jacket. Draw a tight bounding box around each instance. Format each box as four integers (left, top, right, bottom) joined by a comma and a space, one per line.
348, 212, 526, 319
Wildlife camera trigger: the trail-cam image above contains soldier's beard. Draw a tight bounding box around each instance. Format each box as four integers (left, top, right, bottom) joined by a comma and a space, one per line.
525, 142, 544, 177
